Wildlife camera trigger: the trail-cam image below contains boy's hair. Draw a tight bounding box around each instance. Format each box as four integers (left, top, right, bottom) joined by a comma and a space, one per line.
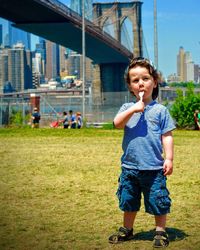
125, 57, 162, 100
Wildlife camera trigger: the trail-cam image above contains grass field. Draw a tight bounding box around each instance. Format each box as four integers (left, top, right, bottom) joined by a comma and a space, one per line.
0, 128, 200, 250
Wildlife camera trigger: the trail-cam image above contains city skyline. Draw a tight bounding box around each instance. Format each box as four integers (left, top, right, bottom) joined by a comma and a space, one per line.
1, 0, 200, 78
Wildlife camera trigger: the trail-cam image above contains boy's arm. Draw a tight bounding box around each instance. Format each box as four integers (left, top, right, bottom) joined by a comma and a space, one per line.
162, 131, 174, 176
113, 101, 144, 129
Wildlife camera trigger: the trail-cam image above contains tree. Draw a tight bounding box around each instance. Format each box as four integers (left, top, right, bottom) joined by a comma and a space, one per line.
170, 84, 200, 128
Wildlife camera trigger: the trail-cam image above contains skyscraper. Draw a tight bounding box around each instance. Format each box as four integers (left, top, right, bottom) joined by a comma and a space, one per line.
45, 40, 60, 80
184, 51, 194, 82
59, 45, 68, 73
177, 46, 185, 82
7, 43, 32, 91
9, 22, 31, 50
0, 48, 9, 93
35, 38, 46, 76
194, 64, 200, 83
37, 38, 46, 63
177, 46, 194, 82
0, 24, 2, 45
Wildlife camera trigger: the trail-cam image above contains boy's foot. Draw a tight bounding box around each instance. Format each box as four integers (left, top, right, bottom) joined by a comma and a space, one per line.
109, 227, 134, 244
153, 231, 169, 248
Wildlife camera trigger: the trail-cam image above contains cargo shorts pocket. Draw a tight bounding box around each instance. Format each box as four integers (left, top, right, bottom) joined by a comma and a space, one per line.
155, 189, 171, 210
116, 176, 123, 200
116, 169, 130, 201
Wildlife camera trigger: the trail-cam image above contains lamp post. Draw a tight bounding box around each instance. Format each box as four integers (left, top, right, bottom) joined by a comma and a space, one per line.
82, 0, 86, 121
154, 0, 158, 69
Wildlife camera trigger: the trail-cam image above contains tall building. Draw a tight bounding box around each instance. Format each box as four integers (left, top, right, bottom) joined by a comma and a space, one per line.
177, 46, 185, 82
59, 45, 68, 74
194, 64, 200, 83
9, 22, 31, 50
177, 46, 195, 82
67, 51, 81, 78
4, 33, 9, 47
0, 43, 32, 93
32, 53, 43, 75
0, 24, 2, 45
184, 51, 194, 82
32, 53, 43, 88
35, 38, 46, 76
36, 38, 46, 63
24, 49, 32, 89
45, 40, 60, 80
0, 47, 9, 93
7, 43, 32, 91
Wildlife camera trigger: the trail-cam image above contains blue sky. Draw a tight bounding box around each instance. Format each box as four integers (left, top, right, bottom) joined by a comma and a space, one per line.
52, 0, 200, 77
141, 0, 200, 77
1, 0, 200, 77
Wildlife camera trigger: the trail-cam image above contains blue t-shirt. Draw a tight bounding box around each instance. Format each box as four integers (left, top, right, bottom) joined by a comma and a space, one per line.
118, 101, 176, 170
32, 112, 40, 124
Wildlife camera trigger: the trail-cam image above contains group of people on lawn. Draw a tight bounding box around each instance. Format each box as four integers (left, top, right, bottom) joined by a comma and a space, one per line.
31, 108, 83, 129
62, 110, 83, 129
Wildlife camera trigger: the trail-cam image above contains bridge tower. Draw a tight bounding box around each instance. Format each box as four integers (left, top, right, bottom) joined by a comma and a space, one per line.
92, 1, 143, 103
93, 1, 143, 57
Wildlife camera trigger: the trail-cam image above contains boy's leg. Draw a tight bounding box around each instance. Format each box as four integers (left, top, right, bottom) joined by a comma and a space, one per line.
124, 211, 137, 229
155, 214, 166, 231
154, 214, 169, 248
108, 211, 137, 244
109, 168, 140, 244
141, 170, 170, 248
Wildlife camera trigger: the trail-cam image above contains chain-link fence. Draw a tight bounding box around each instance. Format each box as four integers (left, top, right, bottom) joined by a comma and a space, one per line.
1, 87, 199, 127
39, 91, 131, 127
0, 91, 131, 127
0, 96, 31, 126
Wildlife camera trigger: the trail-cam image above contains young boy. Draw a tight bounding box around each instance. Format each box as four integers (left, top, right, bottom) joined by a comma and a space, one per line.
31, 107, 41, 128
109, 57, 176, 248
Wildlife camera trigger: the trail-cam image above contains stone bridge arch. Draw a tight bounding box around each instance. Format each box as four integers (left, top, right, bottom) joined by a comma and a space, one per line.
93, 1, 143, 56
92, 1, 143, 104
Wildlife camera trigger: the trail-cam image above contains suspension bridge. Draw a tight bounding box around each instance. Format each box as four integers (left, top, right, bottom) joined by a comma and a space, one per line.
0, 0, 144, 93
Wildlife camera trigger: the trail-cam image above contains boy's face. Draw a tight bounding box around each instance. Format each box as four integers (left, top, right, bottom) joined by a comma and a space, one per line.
128, 66, 157, 104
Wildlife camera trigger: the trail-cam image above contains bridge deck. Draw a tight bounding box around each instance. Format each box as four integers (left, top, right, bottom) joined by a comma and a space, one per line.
0, 0, 133, 64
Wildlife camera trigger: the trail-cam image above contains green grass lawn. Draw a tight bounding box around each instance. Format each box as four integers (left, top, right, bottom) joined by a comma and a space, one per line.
0, 128, 200, 250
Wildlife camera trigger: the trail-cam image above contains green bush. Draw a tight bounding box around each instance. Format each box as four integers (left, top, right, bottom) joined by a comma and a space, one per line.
170, 84, 200, 128
168, 81, 200, 88
9, 110, 31, 127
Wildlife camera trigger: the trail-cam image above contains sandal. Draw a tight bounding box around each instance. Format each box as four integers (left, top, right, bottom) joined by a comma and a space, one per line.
153, 231, 169, 248
109, 227, 134, 244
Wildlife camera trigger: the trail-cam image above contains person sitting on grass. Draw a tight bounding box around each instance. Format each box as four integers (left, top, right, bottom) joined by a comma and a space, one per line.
69, 110, 76, 129
62, 111, 69, 129
194, 110, 200, 130
76, 112, 83, 129
109, 57, 176, 248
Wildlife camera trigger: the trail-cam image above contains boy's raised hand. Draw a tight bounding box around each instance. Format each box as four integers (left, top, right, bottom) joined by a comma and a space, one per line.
133, 99, 145, 113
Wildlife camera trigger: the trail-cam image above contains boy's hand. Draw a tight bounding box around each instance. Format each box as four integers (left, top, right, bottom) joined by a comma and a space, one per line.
163, 159, 173, 176
133, 100, 145, 113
